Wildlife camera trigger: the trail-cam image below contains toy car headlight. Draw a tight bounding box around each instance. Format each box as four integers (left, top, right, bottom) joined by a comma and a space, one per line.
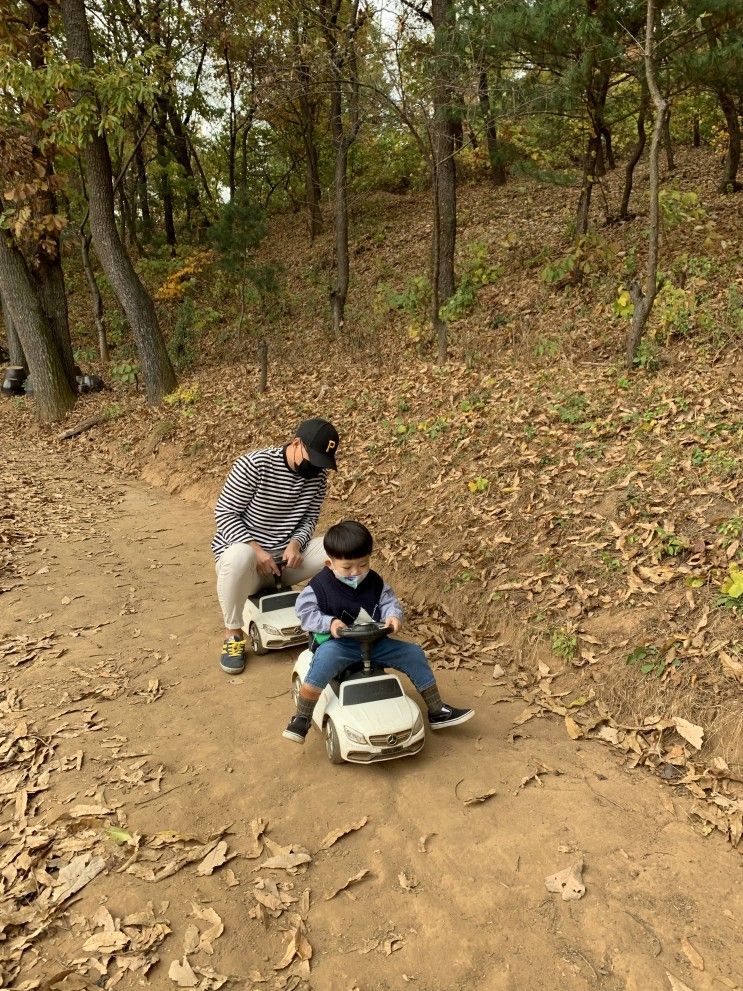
344, 725, 367, 746
263, 625, 282, 636
412, 712, 424, 735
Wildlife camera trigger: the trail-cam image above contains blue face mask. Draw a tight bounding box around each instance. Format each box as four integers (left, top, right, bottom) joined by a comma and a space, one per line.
333, 570, 368, 589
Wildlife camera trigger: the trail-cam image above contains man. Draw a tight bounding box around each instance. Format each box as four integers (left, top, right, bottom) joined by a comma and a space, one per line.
213, 417, 339, 674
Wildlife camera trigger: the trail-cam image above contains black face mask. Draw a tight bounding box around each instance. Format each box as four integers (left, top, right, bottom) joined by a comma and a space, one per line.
295, 457, 322, 479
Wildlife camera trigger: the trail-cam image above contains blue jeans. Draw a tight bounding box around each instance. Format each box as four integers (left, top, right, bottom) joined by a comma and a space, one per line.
304, 637, 436, 693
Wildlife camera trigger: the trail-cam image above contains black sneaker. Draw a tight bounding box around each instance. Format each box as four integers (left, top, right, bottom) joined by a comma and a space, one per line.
428, 704, 474, 729
283, 715, 312, 744
220, 635, 246, 674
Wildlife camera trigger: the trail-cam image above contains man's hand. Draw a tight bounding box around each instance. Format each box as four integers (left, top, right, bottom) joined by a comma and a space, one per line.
282, 539, 303, 570
384, 616, 402, 633
330, 619, 347, 638
252, 543, 281, 577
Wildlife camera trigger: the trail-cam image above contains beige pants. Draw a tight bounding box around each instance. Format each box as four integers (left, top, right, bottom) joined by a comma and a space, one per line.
215, 536, 327, 629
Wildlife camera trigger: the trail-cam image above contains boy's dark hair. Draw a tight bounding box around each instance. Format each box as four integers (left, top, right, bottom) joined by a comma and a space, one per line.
323, 520, 373, 559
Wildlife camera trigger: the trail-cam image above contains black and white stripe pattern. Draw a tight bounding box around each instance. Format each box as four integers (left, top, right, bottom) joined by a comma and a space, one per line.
212, 447, 326, 559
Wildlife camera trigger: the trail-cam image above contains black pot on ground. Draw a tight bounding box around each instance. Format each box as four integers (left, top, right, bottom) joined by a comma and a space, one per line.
76, 373, 105, 394
2, 366, 27, 397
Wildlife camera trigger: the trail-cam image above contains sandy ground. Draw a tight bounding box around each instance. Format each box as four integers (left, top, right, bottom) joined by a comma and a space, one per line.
1, 436, 741, 991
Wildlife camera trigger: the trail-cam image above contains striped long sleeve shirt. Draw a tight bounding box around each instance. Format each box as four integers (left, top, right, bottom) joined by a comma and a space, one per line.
212, 447, 326, 560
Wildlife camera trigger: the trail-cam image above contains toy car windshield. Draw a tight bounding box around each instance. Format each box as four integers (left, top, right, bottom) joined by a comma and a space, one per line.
259, 591, 299, 611
342, 679, 404, 706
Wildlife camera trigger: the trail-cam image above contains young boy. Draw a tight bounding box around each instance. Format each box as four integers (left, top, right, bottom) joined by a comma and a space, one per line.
283, 520, 474, 744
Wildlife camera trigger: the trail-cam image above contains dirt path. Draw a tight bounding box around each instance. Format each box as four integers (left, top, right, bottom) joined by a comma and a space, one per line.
1, 435, 741, 991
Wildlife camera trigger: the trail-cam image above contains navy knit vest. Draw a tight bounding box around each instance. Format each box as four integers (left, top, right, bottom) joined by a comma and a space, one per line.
310, 566, 385, 624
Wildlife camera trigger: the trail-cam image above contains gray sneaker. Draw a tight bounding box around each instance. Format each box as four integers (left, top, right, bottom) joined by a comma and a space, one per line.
220, 635, 246, 674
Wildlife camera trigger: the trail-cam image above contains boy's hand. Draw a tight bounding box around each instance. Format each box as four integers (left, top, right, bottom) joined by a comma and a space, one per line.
384, 616, 402, 633
330, 619, 347, 638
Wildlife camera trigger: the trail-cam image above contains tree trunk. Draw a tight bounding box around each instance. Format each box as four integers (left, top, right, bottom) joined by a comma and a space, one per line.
451, 93, 464, 152
135, 110, 153, 241
80, 231, 109, 363
619, 87, 648, 219
241, 125, 249, 197
430, 161, 448, 365
26, 0, 76, 390
595, 132, 606, 177
182, 130, 214, 207
1, 291, 26, 369
717, 90, 742, 193
303, 121, 323, 240
431, 0, 457, 308
155, 111, 176, 250
0, 234, 76, 421
291, 16, 323, 240
225, 51, 238, 203
626, 0, 667, 368
323, 0, 362, 336
61, 0, 177, 403
258, 337, 268, 393
577, 68, 610, 232
304, 129, 323, 240
478, 69, 506, 186
330, 131, 350, 336
117, 183, 128, 246
692, 115, 701, 148
125, 168, 140, 253
601, 125, 615, 169
166, 97, 207, 234
31, 254, 76, 386
576, 134, 600, 235
662, 111, 674, 171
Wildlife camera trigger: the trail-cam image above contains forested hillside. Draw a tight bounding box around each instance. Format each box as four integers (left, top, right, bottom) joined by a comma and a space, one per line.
1, 0, 741, 413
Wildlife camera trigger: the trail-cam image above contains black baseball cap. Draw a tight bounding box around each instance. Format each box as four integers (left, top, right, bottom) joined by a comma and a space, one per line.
296, 418, 340, 469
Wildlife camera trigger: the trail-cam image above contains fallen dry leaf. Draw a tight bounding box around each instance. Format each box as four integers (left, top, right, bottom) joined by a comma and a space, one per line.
673, 717, 704, 751
274, 913, 312, 970
384, 935, 404, 955
259, 849, 312, 871
666, 973, 695, 991
243, 817, 268, 858
196, 841, 230, 876
463, 788, 497, 806
564, 715, 584, 740
544, 860, 586, 901
418, 833, 435, 853
719, 651, 743, 684
53, 854, 106, 903
184, 924, 200, 955
82, 930, 130, 954
190, 903, 224, 954
680, 936, 704, 971
398, 869, 418, 891
316, 816, 368, 851
324, 869, 370, 900
169, 956, 199, 987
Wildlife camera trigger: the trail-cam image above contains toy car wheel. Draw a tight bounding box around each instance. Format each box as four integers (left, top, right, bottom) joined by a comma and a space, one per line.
249, 622, 267, 655
324, 719, 343, 765
291, 675, 301, 709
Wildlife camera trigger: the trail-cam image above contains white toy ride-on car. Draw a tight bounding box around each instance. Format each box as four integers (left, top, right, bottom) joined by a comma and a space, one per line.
290, 622, 425, 764
243, 559, 305, 655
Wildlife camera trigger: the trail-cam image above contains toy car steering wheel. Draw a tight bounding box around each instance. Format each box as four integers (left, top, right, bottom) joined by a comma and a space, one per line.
338, 621, 391, 643
338, 622, 390, 673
